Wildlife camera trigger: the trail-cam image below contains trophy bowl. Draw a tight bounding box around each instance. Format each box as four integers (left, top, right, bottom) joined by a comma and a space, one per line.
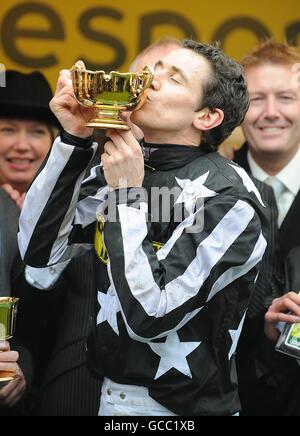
0, 297, 19, 387
71, 63, 154, 130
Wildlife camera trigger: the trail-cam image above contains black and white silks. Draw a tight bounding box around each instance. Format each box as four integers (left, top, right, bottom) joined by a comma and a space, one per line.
18, 138, 268, 416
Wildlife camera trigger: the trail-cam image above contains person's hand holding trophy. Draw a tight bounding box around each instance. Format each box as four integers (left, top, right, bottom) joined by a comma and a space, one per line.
49, 61, 154, 192
50, 60, 154, 138
0, 298, 19, 387
0, 297, 26, 408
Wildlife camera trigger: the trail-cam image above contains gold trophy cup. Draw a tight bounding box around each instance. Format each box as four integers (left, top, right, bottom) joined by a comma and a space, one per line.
0, 297, 19, 387
71, 63, 154, 130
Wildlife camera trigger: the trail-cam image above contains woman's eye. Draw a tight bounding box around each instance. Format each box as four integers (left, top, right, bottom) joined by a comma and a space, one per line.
32, 129, 47, 136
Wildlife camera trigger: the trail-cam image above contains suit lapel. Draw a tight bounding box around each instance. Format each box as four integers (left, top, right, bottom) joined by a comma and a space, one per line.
234, 145, 300, 259
233, 143, 251, 173
279, 190, 300, 259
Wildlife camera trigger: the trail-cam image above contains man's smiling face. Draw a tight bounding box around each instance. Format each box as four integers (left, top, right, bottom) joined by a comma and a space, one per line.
242, 63, 300, 157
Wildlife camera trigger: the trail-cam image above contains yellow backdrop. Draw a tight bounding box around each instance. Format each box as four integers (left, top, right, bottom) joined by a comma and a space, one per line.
0, 0, 299, 89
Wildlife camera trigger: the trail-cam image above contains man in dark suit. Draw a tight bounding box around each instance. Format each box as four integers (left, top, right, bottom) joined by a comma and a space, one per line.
235, 40, 300, 260
235, 40, 300, 416
263, 247, 300, 416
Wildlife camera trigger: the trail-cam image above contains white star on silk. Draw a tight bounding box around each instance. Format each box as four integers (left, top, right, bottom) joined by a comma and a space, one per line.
97, 288, 120, 335
228, 312, 247, 360
175, 172, 218, 216
149, 332, 201, 380
229, 164, 265, 207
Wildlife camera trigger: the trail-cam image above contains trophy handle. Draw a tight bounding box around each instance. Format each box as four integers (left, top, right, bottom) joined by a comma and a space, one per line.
140, 65, 155, 90
132, 65, 154, 111
70, 63, 154, 129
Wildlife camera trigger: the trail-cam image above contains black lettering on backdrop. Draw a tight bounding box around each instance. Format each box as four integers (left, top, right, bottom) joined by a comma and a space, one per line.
1, 2, 64, 68
79, 8, 126, 70
1, 5, 299, 71
286, 22, 300, 46
139, 12, 198, 52
212, 16, 271, 47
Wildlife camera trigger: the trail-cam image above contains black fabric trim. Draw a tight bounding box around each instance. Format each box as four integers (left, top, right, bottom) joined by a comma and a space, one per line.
233, 142, 251, 173
78, 166, 106, 202
61, 130, 94, 149
142, 141, 207, 171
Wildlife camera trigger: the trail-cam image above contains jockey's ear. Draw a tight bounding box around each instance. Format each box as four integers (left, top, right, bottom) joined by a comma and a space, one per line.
193, 107, 224, 131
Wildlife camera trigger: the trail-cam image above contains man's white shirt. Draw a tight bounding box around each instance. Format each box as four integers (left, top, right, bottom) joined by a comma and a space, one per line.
248, 146, 300, 227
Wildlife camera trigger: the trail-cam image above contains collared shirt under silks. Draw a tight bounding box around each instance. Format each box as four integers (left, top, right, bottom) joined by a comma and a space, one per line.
18, 137, 269, 416
248, 146, 300, 227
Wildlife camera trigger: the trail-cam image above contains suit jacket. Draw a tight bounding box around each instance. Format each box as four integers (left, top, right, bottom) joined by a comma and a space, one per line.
280, 247, 300, 415
234, 143, 300, 416
0, 191, 99, 416
240, 247, 300, 417
285, 247, 300, 290
0, 188, 58, 415
233, 148, 280, 316
235, 143, 300, 260
0, 189, 19, 294
0, 189, 35, 414
38, 250, 101, 416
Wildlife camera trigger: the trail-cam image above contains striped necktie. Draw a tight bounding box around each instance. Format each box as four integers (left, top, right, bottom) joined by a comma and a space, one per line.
265, 176, 288, 227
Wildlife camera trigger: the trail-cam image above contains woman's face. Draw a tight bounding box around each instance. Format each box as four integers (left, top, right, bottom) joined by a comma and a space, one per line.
0, 118, 52, 193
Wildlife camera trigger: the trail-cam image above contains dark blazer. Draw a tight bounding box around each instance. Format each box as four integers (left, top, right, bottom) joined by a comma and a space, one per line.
37, 249, 101, 416
286, 247, 300, 290
0, 198, 100, 416
235, 143, 300, 260
0, 189, 19, 294
245, 247, 300, 417
281, 246, 300, 416
234, 143, 300, 416
0, 189, 35, 415
0, 188, 60, 415
233, 148, 280, 316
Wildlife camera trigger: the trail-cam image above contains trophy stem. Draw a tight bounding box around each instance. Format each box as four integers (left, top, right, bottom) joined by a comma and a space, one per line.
0, 297, 19, 387
86, 108, 130, 130
0, 371, 18, 388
